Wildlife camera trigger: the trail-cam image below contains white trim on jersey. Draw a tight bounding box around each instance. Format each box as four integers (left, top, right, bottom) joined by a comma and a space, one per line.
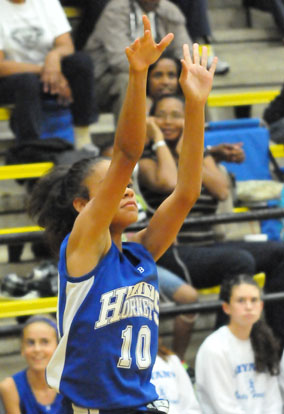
46, 277, 95, 392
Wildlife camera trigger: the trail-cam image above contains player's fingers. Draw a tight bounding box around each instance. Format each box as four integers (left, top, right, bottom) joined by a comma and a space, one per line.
201, 45, 208, 68
142, 15, 151, 33
179, 59, 189, 83
208, 56, 218, 75
192, 43, 200, 65
157, 33, 174, 52
183, 44, 192, 66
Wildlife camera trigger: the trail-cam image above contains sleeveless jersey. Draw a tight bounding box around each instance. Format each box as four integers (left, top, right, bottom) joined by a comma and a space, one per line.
13, 369, 67, 414
46, 236, 159, 411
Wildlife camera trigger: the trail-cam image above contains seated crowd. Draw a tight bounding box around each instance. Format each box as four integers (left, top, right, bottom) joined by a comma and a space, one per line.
1, 1, 284, 414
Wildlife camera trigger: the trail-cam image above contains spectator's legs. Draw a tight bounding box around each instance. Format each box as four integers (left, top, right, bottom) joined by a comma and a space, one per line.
61, 51, 97, 126
158, 244, 256, 288
158, 244, 256, 331
0, 73, 41, 141
173, 0, 212, 42
269, 0, 284, 37
61, 52, 98, 149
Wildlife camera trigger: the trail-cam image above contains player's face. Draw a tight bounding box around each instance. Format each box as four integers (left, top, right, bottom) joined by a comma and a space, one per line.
137, 0, 160, 12
148, 59, 179, 99
21, 322, 58, 372
224, 283, 263, 329
154, 97, 184, 141
112, 181, 138, 230
84, 160, 138, 228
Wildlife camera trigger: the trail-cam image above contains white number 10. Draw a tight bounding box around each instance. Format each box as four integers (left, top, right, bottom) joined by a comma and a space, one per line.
118, 325, 151, 369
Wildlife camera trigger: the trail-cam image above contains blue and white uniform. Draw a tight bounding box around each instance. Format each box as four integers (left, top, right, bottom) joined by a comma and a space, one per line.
46, 235, 159, 411
13, 369, 67, 414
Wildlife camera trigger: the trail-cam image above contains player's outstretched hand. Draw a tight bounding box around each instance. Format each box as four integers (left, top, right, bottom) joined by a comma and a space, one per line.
179, 43, 217, 105
125, 15, 174, 72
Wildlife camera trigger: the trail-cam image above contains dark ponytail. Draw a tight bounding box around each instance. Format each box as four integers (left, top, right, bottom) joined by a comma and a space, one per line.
220, 274, 280, 375
28, 156, 107, 256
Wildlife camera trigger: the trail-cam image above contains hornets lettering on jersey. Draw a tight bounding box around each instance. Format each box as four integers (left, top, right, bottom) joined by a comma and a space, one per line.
95, 281, 159, 329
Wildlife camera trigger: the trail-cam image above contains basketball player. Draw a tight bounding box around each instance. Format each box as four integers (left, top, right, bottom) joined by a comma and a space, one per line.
28, 15, 217, 414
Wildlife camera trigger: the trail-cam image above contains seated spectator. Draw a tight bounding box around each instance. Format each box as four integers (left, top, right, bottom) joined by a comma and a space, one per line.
171, 0, 230, 74
138, 93, 284, 351
195, 274, 282, 414
0, 315, 70, 414
146, 53, 182, 113
151, 338, 202, 414
85, 0, 193, 121
244, 0, 284, 43
0, 0, 98, 151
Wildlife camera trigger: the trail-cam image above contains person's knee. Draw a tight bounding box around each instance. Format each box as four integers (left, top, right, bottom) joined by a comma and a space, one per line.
226, 250, 256, 276
63, 51, 94, 74
173, 284, 198, 304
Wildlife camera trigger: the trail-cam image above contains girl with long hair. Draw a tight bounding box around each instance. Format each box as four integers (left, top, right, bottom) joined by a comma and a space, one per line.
195, 274, 282, 414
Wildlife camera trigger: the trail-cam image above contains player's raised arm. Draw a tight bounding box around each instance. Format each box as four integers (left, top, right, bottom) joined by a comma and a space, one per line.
65, 16, 173, 272
134, 44, 217, 260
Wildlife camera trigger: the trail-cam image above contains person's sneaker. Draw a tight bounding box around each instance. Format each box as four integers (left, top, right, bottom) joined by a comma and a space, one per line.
81, 143, 100, 156
207, 54, 230, 75
27, 260, 58, 297
0, 272, 39, 299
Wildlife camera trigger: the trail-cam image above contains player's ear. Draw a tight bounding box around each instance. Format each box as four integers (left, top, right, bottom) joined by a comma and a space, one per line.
73, 197, 88, 213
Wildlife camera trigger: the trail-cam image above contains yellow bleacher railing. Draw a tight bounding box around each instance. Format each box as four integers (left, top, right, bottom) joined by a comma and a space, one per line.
197, 272, 266, 295
63, 6, 81, 18
0, 162, 54, 180
207, 90, 280, 107
0, 297, 57, 318
0, 90, 280, 122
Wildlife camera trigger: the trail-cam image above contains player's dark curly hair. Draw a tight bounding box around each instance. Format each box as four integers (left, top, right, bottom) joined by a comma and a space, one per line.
28, 156, 108, 257
220, 274, 280, 375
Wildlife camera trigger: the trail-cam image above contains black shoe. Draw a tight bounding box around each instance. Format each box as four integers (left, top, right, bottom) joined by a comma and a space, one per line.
27, 260, 58, 297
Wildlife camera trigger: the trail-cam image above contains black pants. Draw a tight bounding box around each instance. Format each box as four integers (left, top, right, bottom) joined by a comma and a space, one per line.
60, 0, 110, 49
158, 240, 284, 347
171, 0, 212, 41
0, 52, 97, 142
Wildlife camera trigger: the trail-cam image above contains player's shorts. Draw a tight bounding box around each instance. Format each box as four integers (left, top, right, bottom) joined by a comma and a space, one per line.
72, 399, 169, 414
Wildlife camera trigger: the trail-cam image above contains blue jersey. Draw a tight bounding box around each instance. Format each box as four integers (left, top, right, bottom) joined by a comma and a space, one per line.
46, 236, 159, 411
13, 369, 67, 414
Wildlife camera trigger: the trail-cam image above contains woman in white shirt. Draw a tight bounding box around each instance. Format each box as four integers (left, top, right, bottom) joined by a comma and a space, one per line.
0, 0, 97, 148
195, 273, 282, 414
